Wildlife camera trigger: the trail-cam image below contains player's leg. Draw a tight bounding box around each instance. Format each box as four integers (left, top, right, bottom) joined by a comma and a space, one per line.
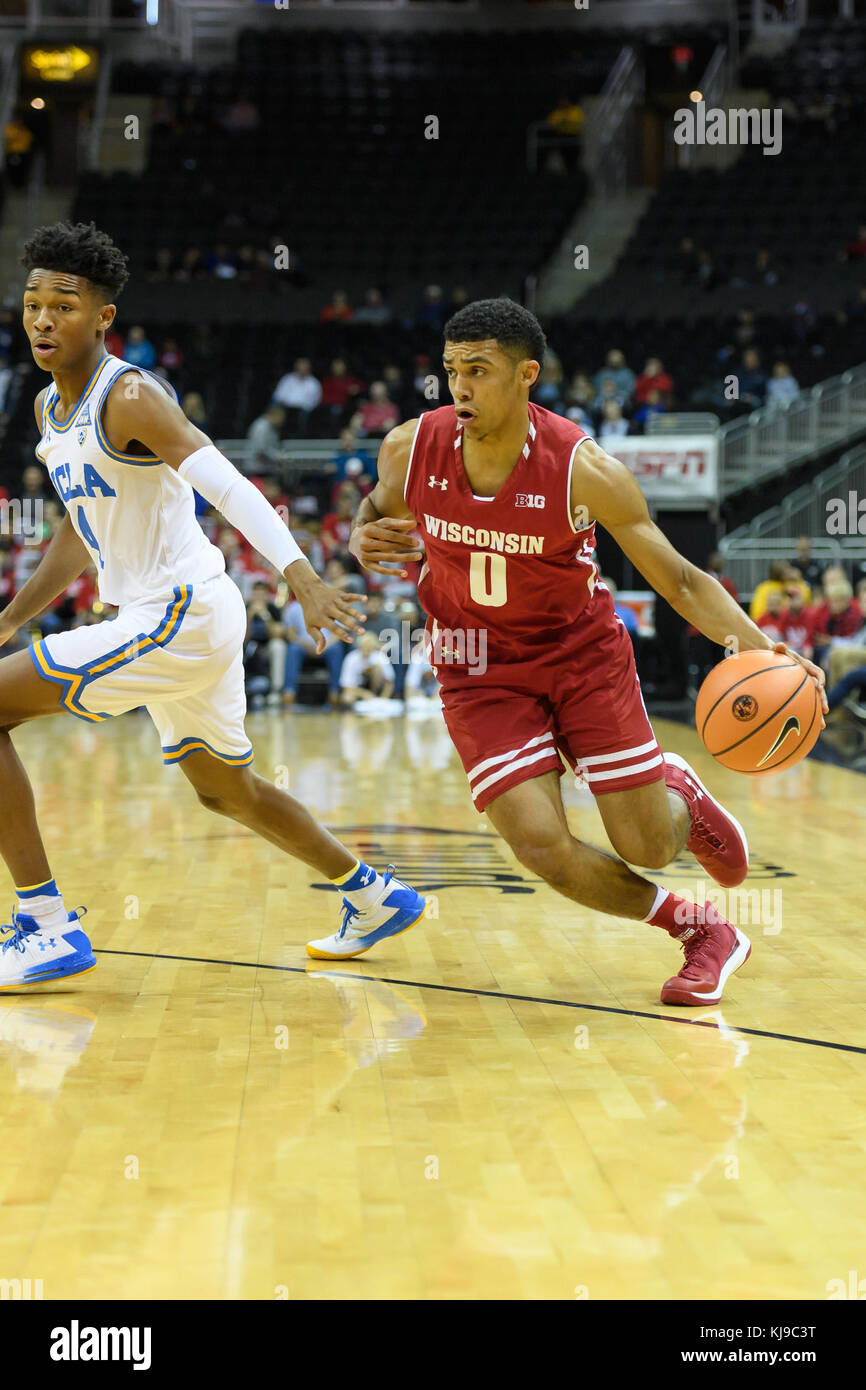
177, 750, 357, 876
482, 768, 662, 919
0, 648, 68, 887
0, 647, 96, 986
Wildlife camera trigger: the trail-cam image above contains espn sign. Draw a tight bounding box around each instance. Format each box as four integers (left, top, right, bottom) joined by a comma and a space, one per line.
610, 435, 718, 505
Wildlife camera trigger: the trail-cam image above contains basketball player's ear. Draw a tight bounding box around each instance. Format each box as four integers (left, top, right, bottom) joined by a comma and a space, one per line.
521, 359, 541, 390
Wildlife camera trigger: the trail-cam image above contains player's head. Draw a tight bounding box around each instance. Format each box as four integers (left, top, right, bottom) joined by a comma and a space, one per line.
21, 221, 129, 372
442, 297, 545, 437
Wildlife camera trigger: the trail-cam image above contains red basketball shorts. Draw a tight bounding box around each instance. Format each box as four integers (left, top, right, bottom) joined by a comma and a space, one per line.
437, 598, 665, 812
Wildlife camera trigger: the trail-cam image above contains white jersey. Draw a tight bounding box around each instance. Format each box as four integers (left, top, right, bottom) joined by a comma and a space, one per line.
36, 353, 224, 607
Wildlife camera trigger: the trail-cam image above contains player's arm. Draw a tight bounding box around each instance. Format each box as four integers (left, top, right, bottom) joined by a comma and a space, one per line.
574, 438, 828, 711
0, 391, 92, 645
101, 374, 365, 651
348, 419, 424, 577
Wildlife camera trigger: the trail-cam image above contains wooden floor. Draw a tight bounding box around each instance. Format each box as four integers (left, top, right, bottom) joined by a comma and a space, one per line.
0, 703, 864, 1301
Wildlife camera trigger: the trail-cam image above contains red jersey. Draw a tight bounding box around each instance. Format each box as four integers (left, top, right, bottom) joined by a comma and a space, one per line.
405, 403, 603, 673
780, 606, 815, 653
756, 610, 785, 644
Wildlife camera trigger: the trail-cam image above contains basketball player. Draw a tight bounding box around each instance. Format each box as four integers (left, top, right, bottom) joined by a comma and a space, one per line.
0, 222, 426, 988
307, 299, 827, 1007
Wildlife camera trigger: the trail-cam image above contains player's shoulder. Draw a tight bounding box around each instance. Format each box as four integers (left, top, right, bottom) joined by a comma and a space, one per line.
377, 416, 422, 478
33, 385, 48, 428
529, 402, 595, 453
103, 363, 178, 413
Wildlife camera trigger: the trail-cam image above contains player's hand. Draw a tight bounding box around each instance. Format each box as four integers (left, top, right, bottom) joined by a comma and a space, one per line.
350, 517, 424, 577
773, 642, 828, 726
297, 578, 367, 653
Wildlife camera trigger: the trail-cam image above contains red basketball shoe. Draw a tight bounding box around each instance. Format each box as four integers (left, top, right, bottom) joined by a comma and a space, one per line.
664, 753, 749, 888
661, 907, 752, 1007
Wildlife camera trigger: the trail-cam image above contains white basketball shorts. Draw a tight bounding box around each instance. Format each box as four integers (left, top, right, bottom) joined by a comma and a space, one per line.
28, 572, 253, 767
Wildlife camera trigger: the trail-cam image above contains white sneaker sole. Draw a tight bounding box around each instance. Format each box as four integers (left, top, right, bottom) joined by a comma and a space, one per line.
665, 751, 750, 886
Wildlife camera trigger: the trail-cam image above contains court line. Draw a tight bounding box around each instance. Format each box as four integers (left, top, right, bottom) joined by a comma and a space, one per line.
93, 948, 866, 1056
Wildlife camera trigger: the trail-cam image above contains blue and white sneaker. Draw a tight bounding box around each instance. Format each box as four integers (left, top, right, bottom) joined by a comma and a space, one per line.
306, 866, 427, 960
0, 908, 96, 989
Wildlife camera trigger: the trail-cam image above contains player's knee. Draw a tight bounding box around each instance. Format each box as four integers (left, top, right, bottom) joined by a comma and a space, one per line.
194, 769, 257, 817
609, 828, 674, 871
510, 832, 573, 884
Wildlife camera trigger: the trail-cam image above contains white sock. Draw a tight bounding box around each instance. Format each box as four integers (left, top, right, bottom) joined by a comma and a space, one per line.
15, 877, 68, 932
330, 859, 389, 912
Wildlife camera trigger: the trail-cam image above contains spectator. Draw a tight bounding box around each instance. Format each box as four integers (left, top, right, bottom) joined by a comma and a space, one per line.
290, 515, 326, 576
158, 337, 184, 382
790, 295, 815, 345
104, 327, 124, 358
753, 247, 779, 286
593, 350, 635, 408
733, 306, 757, 350
781, 586, 815, 659
320, 358, 364, 426
565, 371, 595, 416
756, 588, 787, 644
340, 633, 395, 706
696, 249, 719, 292
534, 358, 565, 411
21, 464, 53, 506
323, 554, 366, 595
181, 392, 209, 434
320, 290, 353, 323
750, 561, 810, 621
631, 388, 666, 430
0, 357, 16, 419
124, 326, 156, 370
736, 348, 767, 409
321, 483, 361, 559
634, 357, 673, 407
598, 400, 629, 442
206, 243, 239, 279
790, 537, 825, 592
272, 358, 322, 431
546, 94, 585, 137
148, 247, 174, 282
810, 577, 862, 665
675, 235, 699, 284
354, 287, 392, 327
448, 286, 469, 315
281, 593, 345, 707
174, 247, 205, 281
244, 580, 287, 708
358, 381, 399, 437
766, 361, 800, 406
416, 285, 445, 333
841, 224, 866, 261
246, 403, 286, 475
329, 427, 375, 490
222, 96, 260, 132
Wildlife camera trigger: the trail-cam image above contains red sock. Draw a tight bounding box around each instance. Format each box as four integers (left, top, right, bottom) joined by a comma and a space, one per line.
644, 887, 725, 939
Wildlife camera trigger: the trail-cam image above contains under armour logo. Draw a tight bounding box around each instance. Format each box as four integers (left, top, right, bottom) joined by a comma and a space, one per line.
428, 476, 448, 490
361, 868, 374, 886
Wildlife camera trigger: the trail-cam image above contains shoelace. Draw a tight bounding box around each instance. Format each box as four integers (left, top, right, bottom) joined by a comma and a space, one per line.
678, 925, 718, 978
689, 813, 725, 853
1, 912, 38, 956
337, 865, 397, 939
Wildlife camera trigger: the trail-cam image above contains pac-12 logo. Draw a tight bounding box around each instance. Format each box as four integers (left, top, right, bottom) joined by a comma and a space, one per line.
515, 493, 545, 509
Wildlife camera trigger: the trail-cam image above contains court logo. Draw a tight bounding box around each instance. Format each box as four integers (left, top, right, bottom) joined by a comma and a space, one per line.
312, 825, 543, 894
731, 694, 758, 721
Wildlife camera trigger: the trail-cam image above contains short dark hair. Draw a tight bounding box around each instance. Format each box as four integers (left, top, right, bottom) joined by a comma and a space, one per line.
21, 221, 129, 300
443, 297, 546, 365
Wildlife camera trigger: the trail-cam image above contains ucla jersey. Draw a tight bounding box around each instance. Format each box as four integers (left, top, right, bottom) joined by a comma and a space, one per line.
36, 354, 224, 607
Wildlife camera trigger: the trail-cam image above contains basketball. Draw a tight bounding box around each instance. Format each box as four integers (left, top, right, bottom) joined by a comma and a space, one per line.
696, 650, 821, 774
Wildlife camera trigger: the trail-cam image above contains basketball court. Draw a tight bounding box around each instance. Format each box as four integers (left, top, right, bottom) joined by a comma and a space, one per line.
1, 706, 861, 1301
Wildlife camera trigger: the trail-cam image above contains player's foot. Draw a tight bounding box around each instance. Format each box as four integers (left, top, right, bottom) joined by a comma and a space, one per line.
0, 908, 95, 989
306, 866, 427, 959
661, 909, 751, 1007
664, 752, 749, 888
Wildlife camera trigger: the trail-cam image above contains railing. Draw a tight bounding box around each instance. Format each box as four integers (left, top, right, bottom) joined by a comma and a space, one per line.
582, 45, 643, 200
719, 443, 866, 595
718, 365, 866, 499
217, 437, 371, 482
